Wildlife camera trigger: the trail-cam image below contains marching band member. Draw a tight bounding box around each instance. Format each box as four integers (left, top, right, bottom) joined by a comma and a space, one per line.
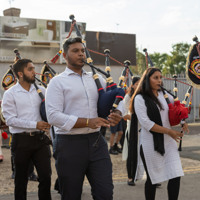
130, 67, 188, 200
109, 120, 123, 155
45, 37, 122, 200
122, 76, 142, 186
2, 59, 52, 200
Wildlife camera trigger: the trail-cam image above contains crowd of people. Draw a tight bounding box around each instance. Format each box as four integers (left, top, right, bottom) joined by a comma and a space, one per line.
0, 36, 188, 200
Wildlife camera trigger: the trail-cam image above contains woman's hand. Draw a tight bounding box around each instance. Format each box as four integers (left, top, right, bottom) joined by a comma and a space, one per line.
167, 129, 184, 142
182, 122, 189, 134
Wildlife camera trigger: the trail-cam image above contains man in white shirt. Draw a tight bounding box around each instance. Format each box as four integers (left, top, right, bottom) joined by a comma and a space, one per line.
2, 59, 52, 200
45, 37, 122, 200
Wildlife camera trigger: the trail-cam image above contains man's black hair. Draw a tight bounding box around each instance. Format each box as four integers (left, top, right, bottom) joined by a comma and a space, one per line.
63, 37, 82, 53
13, 59, 32, 79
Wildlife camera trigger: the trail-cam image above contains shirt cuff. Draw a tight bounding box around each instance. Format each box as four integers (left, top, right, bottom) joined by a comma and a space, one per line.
145, 121, 155, 132
29, 121, 37, 129
117, 101, 125, 116
61, 115, 78, 131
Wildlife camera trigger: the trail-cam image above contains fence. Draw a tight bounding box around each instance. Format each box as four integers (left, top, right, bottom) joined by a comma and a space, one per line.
163, 74, 200, 122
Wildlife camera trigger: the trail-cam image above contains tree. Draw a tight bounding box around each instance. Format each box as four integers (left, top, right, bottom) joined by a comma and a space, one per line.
135, 42, 191, 76
134, 48, 146, 75
149, 52, 169, 73
166, 43, 191, 75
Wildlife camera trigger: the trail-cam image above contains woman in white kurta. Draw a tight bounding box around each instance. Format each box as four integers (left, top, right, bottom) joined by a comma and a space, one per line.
122, 77, 140, 161
122, 77, 144, 186
131, 67, 188, 200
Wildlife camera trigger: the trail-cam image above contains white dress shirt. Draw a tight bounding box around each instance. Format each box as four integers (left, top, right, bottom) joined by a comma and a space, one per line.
2, 82, 45, 134
45, 67, 124, 135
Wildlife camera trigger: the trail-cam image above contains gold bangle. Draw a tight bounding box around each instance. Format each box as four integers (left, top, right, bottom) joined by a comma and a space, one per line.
86, 118, 89, 127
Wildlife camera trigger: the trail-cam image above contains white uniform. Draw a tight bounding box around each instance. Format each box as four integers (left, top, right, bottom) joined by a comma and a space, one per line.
122, 94, 144, 181
122, 94, 131, 161
134, 91, 184, 184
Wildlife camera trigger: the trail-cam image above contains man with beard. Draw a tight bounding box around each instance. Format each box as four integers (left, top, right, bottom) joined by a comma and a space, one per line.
45, 37, 123, 200
2, 59, 52, 200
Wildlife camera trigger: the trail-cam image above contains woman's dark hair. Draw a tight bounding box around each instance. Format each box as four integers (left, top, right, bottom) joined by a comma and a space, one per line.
13, 59, 32, 79
129, 67, 163, 113
138, 67, 163, 109
128, 76, 140, 97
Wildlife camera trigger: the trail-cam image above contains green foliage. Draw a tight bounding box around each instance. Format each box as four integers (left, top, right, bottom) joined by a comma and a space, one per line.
134, 48, 146, 75
166, 43, 191, 74
149, 52, 168, 72
136, 42, 191, 75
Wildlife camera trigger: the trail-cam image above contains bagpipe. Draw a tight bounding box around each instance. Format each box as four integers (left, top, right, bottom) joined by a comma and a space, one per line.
143, 48, 192, 151
118, 60, 134, 91
33, 79, 48, 122
69, 14, 126, 118
104, 49, 117, 91
40, 60, 57, 85
104, 50, 133, 91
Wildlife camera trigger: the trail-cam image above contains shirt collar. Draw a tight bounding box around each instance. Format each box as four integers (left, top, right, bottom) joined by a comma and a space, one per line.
64, 67, 89, 76
14, 82, 35, 92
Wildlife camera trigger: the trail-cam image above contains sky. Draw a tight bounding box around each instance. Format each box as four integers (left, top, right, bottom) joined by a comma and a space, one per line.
1, 0, 200, 54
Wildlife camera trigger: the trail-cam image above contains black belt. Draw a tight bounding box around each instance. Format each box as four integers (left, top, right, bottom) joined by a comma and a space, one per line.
56, 131, 99, 139
15, 131, 44, 136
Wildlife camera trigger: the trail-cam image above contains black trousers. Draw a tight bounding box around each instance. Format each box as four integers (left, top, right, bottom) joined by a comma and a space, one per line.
11, 151, 35, 177
120, 119, 127, 148
53, 132, 113, 200
140, 145, 181, 200
11, 134, 52, 200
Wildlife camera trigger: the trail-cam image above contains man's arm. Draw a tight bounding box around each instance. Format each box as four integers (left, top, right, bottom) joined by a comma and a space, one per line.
45, 78, 78, 131
74, 117, 110, 129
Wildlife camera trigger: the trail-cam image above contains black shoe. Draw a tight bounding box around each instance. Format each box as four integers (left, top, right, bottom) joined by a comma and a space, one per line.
155, 183, 161, 188
109, 147, 118, 155
114, 143, 122, 153
28, 172, 38, 181
127, 179, 136, 186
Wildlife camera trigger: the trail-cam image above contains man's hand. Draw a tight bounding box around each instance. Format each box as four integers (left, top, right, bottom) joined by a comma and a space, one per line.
88, 118, 110, 129
36, 121, 51, 132
107, 109, 122, 127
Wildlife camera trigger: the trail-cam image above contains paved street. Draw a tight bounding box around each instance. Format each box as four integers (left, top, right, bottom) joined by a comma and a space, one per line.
0, 123, 200, 200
